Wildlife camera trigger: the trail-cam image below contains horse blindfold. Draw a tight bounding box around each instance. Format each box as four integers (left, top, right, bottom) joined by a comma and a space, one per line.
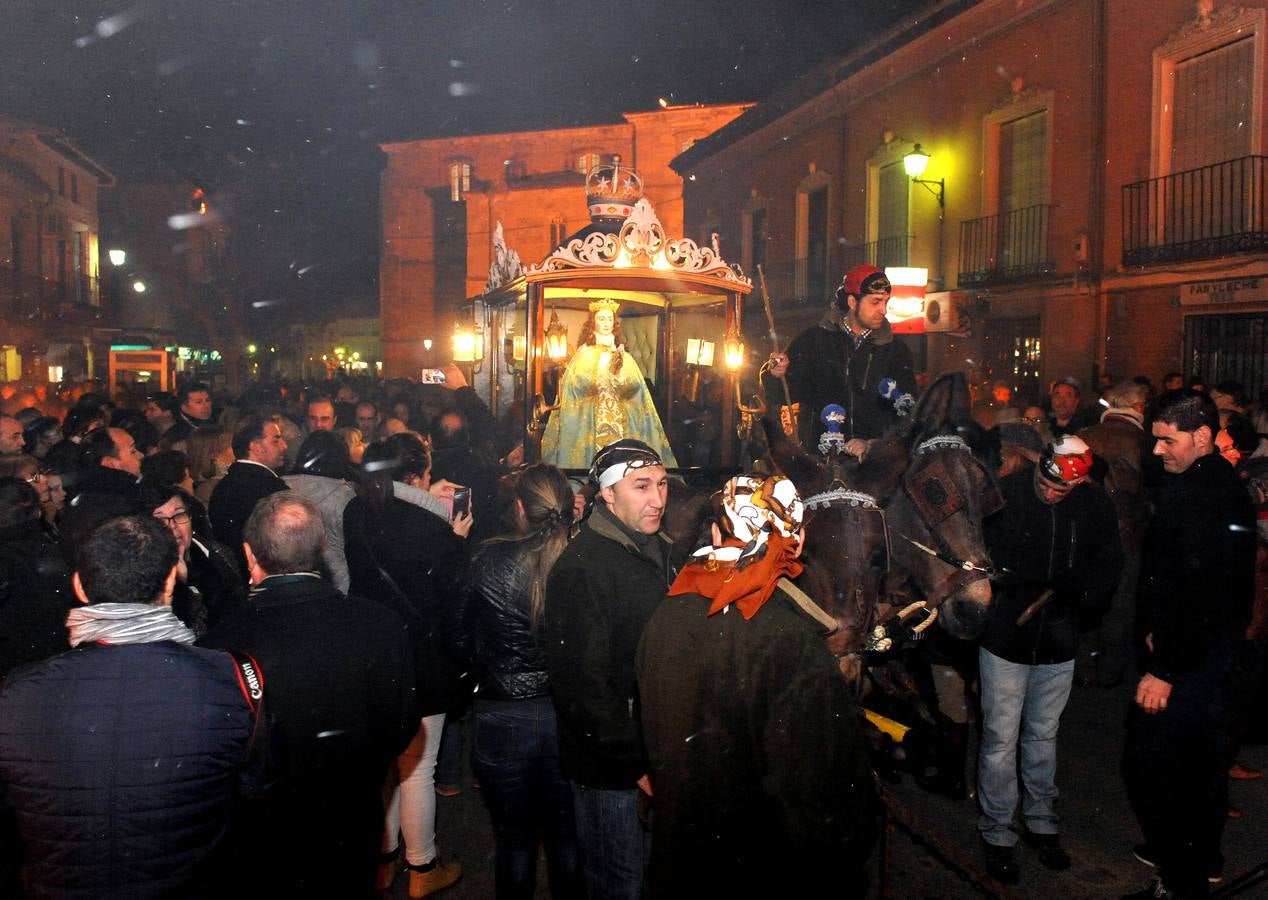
905, 457, 1003, 525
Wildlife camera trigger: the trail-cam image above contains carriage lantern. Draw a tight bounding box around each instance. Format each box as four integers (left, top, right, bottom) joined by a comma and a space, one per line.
544, 307, 570, 362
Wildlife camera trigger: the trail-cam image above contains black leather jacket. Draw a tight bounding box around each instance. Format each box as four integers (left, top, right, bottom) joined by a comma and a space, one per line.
454, 539, 551, 701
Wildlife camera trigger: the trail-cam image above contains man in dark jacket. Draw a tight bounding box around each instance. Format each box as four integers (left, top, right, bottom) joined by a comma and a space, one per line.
977, 435, 1122, 885
66, 425, 143, 500
1122, 391, 1256, 900
637, 475, 874, 898
1078, 380, 1153, 687
0, 477, 74, 678
200, 491, 417, 898
0, 514, 268, 899
209, 414, 288, 575
765, 264, 917, 454
545, 439, 674, 900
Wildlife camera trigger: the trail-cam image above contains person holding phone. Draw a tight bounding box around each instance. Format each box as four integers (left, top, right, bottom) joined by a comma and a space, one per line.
344, 433, 472, 896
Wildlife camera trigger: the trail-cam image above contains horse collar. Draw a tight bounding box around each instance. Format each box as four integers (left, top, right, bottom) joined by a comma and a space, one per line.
916, 435, 969, 454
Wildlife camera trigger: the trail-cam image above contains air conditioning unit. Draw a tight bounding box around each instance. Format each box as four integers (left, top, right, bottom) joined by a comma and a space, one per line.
923, 291, 969, 333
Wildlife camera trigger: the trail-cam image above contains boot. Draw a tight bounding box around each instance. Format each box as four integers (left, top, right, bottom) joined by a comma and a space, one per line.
374, 847, 401, 892
407, 857, 462, 898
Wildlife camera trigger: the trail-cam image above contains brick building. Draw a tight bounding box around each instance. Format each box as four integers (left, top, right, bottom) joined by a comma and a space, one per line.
377, 103, 750, 377
673, 0, 1268, 405
0, 115, 114, 383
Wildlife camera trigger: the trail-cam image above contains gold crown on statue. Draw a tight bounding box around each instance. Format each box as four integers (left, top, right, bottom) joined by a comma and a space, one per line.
588, 298, 621, 314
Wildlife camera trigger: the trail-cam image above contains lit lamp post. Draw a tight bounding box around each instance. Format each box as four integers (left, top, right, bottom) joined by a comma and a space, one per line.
903, 143, 946, 289
902, 144, 944, 207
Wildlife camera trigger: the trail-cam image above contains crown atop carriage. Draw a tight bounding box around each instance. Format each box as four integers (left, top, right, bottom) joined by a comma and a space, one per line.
585, 159, 644, 224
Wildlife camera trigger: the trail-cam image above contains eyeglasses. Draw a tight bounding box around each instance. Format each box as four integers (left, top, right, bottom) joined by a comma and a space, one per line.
23, 472, 44, 484
154, 510, 192, 527
1022, 416, 1047, 425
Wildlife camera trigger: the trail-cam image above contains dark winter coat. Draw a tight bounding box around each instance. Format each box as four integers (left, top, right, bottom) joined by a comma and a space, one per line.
545, 503, 674, 788
208, 460, 287, 574
981, 467, 1124, 665
454, 538, 551, 701
1079, 413, 1153, 549
199, 574, 417, 898
0, 641, 266, 900
344, 495, 468, 716
1138, 453, 1256, 682
0, 518, 74, 678
764, 311, 917, 445
636, 582, 876, 897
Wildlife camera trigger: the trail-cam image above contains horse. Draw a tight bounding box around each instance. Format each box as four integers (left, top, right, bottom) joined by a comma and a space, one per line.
762, 371, 1003, 683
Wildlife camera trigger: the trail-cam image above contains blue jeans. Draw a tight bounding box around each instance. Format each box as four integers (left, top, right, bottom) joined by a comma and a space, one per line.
977, 648, 1074, 847
436, 711, 466, 789
472, 698, 581, 900
571, 781, 647, 900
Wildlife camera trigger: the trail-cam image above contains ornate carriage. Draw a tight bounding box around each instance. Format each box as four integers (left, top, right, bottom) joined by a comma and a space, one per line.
461, 164, 754, 473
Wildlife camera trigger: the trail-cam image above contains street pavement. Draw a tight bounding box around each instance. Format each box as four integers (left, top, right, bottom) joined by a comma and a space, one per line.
380, 679, 1268, 899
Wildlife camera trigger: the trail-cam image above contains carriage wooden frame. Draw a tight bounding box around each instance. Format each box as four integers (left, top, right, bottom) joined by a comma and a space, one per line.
464, 213, 753, 472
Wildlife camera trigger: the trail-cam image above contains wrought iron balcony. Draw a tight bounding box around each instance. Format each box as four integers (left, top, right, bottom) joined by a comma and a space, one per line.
958, 204, 1056, 287
0, 267, 100, 316
1122, 155, 1268, 266
760, 254, 839, 307
840, 235, 911, 270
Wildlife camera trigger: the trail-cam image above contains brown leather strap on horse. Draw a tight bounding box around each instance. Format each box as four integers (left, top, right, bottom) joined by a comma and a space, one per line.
1014, 589, 1055, 627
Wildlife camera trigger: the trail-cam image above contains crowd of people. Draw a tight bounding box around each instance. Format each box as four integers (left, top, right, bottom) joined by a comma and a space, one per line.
0, 273, 1263, 899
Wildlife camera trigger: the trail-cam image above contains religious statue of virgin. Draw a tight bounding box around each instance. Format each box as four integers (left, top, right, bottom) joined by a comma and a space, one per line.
540, 298, 678, 469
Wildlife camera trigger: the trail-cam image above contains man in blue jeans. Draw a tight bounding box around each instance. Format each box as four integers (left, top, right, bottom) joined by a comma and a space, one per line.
545, 440, 674, 899
977, 435, 1122, 884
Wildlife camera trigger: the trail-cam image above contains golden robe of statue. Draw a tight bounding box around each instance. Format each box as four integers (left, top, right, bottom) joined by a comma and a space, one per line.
541, 335, 678, 469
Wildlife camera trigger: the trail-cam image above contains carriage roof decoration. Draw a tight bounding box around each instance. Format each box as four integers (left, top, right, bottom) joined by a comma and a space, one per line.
483, 160, 752, 293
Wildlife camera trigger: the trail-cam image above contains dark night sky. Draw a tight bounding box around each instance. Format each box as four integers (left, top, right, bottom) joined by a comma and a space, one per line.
0, 0, 923, 324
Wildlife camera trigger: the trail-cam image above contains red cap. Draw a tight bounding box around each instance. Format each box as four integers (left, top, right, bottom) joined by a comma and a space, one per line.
841, 264, 890, 297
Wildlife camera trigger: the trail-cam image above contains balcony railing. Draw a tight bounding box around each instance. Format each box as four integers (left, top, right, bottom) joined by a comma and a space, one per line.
958, 204, 1056, 286
840, 235, 911, 270
1122, 155, 1268, 266
761, 254, 839, 307
0, 266, 101, 315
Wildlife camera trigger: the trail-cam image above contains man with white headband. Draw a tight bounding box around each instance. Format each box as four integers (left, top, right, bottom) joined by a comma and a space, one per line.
545, 439, 673, 899
977, 434, 1122, 886
636, 475, 874, 896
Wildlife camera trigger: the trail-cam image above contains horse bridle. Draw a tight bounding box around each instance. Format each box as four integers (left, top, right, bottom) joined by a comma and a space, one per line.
802, 480, 931, 663
801, 433, 997, 661
893, 434, 997, 578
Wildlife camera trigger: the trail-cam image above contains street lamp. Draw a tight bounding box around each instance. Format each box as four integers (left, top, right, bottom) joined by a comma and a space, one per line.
903, 143, 945, 208
132, 280, 146, 293
108, 249, 126, 267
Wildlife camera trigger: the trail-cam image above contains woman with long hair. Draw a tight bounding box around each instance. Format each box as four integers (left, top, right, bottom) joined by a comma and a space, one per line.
346, 433, 471, 897
453, 463, 582, 899
186, 425, 234, 506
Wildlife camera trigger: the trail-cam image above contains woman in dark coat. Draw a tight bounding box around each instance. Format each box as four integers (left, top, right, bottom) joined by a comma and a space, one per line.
344, 433, 471, 897
453, 464, 582, 900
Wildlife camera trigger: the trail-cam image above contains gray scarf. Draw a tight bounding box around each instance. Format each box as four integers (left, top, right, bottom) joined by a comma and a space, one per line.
65, 603, 195, 648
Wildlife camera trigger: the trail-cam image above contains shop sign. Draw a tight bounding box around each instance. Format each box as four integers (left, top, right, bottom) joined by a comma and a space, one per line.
1181, 276, 1268, 306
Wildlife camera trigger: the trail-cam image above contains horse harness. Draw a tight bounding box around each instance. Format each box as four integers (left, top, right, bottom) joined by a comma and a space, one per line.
801, 433, 1001, 663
